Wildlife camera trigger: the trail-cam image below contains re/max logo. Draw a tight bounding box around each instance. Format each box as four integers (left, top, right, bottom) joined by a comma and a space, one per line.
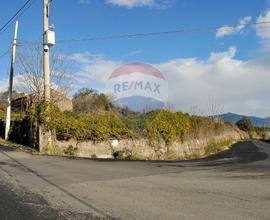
113, 81, 161, 94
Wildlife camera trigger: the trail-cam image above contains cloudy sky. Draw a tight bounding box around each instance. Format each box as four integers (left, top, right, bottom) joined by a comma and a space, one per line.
0, 0, 270, 117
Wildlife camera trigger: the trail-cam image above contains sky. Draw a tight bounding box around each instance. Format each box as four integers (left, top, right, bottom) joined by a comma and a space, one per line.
0, 0, 270, 117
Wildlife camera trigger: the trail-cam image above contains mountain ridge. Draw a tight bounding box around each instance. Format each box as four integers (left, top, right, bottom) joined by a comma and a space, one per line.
217, 112, 270, 128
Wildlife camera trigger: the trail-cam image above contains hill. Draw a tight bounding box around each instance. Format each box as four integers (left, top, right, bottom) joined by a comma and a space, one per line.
218, 112, 270, 128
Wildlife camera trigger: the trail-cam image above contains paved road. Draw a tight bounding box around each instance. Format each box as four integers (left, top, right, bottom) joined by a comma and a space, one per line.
0, 141, 269, 220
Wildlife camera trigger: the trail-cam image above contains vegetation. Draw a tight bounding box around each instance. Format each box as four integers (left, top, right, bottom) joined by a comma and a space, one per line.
236, 117, 254, 135
73, 88, 113, 113
146, 110, 190, 145
3, 87, 265, 160
39, 104, 131, 142
42, 145, 64, 156
189, 115, 228, 139
204, 139, 234, 156
112, 149, 136, 160
64, 145, 78, 156
0, 91, 26, 120
0, 138, 7, 145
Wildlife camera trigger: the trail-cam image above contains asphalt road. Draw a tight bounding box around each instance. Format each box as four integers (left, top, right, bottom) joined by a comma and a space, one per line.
0, 140, 269, 220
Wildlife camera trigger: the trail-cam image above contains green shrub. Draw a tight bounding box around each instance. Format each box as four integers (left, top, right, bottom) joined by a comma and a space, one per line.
0, 110, 5, 119
64, 145, 78, 156
236, 117, 254, 135
40, 105, 131, 142
112, 149, 135, 160
113, 150, 125, 160
8, 116, 33, 146
0, 120, 5, 139
146, 110, 190, 146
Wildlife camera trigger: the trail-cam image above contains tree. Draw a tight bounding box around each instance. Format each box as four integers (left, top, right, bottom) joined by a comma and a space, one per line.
236, 117, 254, 133
72, 88, 113, 113
16, 45, 74, 104
206, 98, 224, 122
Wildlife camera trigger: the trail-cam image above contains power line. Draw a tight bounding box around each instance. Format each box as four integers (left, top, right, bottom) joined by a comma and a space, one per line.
0, 49, 11, 60
17, 20, 270, 46
0, 0, 36, 36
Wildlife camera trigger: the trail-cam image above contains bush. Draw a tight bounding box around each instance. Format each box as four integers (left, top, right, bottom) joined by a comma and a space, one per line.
64, 145, 78, 156
236, 117, 254, 134
0, 120, 5, 139
8, 117, 33, 146
112, 149, 135, 160
146, 110, 190, 146
41, 105, 131, 142
189, 116, 226, 139
113, 150, 125, 160
0, 110, 5, 119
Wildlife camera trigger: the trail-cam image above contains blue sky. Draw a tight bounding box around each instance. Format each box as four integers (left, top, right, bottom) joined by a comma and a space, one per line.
0, 0, 270, 116
0, 0, 266, 63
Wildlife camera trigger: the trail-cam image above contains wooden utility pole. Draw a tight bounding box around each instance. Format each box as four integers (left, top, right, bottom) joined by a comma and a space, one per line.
5, 21, 19, 140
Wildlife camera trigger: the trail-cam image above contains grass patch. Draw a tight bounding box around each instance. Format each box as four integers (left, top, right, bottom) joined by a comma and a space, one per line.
0, 138, 7, 145
42, 145, 64, 156
204, 139, 234, 156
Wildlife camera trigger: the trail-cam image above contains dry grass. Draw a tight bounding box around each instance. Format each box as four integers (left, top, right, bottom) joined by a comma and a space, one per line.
0, 138, 7, 145
204, 139, 233, 156
42, 145, 64, 156
181, 138, 234, 160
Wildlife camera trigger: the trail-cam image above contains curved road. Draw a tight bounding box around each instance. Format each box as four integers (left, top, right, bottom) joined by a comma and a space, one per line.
0, 141, 269, 220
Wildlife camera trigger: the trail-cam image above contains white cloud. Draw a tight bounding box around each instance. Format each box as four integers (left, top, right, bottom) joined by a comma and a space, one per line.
256, 9, 270, 39
78, 0, 171, 8
105, 0, 170, 8
106, 0, 154, 8
216, 16, 252, 38
2, 47, 269, 117
70, 47, 270, 117
0, 75, 28, 93
78, 0, 90, 4
68, 53, 122, 85
157, 47, 270, 116
122, 49, 143, 58
256, 8, 270, 51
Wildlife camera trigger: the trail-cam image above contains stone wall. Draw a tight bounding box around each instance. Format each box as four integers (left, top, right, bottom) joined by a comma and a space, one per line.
54, 127, 247, 160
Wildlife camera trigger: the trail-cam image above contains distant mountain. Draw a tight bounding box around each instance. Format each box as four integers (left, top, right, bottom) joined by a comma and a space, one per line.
218, 112, 270, 128
116, 96, 165, 112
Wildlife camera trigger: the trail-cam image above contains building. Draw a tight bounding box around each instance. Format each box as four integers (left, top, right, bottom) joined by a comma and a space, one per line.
11, 92, 73, 112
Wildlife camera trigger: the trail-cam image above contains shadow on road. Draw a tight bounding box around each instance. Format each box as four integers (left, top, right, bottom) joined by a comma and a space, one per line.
153, 141, 270, 176
200, 141, 268, 164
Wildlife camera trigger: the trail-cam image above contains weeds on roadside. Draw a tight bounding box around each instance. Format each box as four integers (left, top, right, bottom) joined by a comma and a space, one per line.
204, 139, 233, 156
0, 138, 7, 145
64, 145, 78, 156
42, 145, 64, 156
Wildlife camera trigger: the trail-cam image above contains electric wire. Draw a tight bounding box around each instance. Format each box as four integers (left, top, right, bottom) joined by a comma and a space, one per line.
17, 20, 270, 46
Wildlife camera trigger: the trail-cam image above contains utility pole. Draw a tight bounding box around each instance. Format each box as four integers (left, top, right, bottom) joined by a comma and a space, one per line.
5, 21, 19, 140
43, 0, 50, 102
42, 0, 55, 147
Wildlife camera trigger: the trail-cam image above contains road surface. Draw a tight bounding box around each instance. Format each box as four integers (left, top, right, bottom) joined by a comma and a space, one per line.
0, 141, 269, 220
